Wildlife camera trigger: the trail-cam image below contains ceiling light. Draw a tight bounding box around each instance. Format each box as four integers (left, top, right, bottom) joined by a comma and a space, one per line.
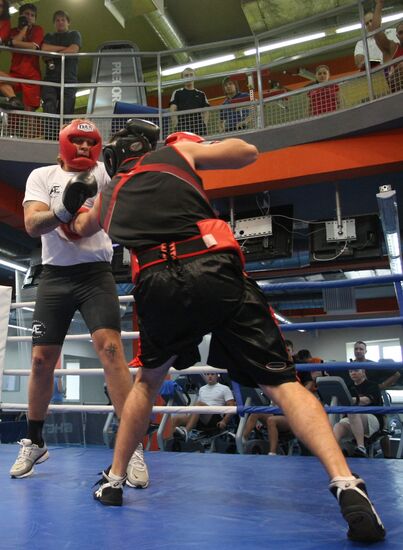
0, 259, 27, 273
383, 12, 403, 23
336, 11, 403, 34
9, 7, 18, 15
76, 89, 90, 97
161, 54, 236, 77
336, 23, 360, 34
243, 32, 326, 56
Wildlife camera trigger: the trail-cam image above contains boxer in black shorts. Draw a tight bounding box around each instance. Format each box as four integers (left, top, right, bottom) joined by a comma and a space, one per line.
72, 120, 385, 542
33, 262, 120, 345
10, 119, 149, 489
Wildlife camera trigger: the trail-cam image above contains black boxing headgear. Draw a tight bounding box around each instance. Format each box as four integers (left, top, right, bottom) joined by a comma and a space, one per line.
102, 119, 160, 178
59, 120, 102, 171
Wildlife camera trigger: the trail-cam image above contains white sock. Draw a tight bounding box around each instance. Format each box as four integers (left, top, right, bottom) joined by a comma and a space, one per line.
329, 475, 358, 490
108, 469, 125, 481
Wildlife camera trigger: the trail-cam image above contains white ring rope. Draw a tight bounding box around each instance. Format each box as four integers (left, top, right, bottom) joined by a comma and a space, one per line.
0, 404, 236, 414
2, 366, 227, 377
4, 297, 402, 423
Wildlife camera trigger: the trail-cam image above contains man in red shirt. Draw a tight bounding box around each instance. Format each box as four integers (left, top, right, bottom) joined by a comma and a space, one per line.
0, 3, 43, 111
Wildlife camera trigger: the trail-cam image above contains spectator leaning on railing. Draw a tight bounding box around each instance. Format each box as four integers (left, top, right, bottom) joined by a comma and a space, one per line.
307, 65, 340, 117
219, 77, 250, 133
0, 3, 44, 111
169, 67, 210, 135
354, 11, 398, 70
41, 10, 81, 116
373, 0, 403, 93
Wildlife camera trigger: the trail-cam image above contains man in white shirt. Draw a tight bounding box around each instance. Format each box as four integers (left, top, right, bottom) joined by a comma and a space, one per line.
354, 11, 397, 69
9, 119, 148, 489
173, 373, 235, 441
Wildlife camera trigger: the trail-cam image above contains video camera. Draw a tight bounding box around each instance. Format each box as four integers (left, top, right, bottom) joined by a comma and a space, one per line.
18, 15, 29, 29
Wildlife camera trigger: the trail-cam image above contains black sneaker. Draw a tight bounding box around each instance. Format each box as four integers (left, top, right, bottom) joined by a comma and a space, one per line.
93, 466, 126, 506
352, 446, 368, 458
329, 475, 385, 542
0, 96, 25, 110
174, 426, 189, 442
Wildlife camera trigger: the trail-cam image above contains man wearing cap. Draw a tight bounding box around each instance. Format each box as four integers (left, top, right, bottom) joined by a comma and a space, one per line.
9, 119, 149, 490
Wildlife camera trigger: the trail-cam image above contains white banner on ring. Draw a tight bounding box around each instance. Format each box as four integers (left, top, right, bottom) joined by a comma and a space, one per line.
0, 286, 12, 400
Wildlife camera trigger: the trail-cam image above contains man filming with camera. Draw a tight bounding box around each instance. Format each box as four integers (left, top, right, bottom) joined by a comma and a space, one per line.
0, 3, 44, 111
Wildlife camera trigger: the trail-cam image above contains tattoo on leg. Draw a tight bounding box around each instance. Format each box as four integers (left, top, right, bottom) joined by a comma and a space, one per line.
105, 343, 117, 358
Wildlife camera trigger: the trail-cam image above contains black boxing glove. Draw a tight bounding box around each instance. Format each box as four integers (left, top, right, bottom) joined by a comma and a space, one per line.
53, 172, 97, 223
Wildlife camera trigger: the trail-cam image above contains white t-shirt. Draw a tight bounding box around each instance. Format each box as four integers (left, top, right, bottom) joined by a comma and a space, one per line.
23, 162, 113, 266
354, 29, 398, 63
198, 382, 234, 406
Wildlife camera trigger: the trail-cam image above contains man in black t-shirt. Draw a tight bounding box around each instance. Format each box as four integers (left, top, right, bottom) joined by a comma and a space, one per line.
352, 340, 400, 390
333, 368, 382, 457
41, 10, 81, 116
169, 67, 209, 135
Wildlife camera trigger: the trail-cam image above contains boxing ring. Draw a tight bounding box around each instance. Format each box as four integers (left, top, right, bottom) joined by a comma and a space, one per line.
1, 277, 403, 549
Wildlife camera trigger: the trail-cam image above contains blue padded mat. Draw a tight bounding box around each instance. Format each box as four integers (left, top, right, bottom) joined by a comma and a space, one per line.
0, 445, 402, 549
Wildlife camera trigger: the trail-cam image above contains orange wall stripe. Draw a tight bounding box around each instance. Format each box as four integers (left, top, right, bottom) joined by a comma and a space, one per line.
202, 128, 403, 198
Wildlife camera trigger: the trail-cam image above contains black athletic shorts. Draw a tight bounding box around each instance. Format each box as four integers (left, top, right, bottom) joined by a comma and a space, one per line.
134, 252, 296, 388
32, 262, 121, 346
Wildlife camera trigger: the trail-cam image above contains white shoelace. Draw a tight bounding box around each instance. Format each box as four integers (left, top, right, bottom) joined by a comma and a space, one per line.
128, 443, 146, 470
15, 440, 35, 463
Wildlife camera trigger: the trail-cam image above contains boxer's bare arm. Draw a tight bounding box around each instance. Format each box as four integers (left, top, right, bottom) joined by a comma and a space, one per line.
71, 195, 102, 237
174, 139, 258, 170
24, 201, 61, 238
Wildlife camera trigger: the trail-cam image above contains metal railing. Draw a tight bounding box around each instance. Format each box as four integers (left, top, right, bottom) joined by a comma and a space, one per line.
0, 0, 400, 143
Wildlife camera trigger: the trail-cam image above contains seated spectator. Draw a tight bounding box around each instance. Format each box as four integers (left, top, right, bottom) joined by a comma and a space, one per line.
0, 3, 43, 111
307, 65, 340, 116
352, 340, 400, 390
243, 350, 319, 455
172, 372, 235, 442
333, 368, 382, 457
219, 77, 250, 132
373, 0, 403, 92
0, 1, 10, 46
354, 11, 398, 70
169, 67, 209, 135
41, 10, 81, 116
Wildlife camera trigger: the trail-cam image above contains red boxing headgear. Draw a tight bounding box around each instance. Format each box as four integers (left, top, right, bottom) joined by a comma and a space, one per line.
59, 120, 102, 171
164, 131, 205, 146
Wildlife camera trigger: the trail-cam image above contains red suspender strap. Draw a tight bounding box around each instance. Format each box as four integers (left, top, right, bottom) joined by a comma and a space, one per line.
102, 160, 213, 233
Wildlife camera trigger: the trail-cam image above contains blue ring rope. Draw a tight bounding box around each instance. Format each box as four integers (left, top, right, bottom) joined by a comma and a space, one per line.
237, 404, 403, 416
258, 274, 403, 292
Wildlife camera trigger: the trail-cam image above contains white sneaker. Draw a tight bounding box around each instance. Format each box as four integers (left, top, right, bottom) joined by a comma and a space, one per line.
126, 443, 149, 488
10, 439, 49, 478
